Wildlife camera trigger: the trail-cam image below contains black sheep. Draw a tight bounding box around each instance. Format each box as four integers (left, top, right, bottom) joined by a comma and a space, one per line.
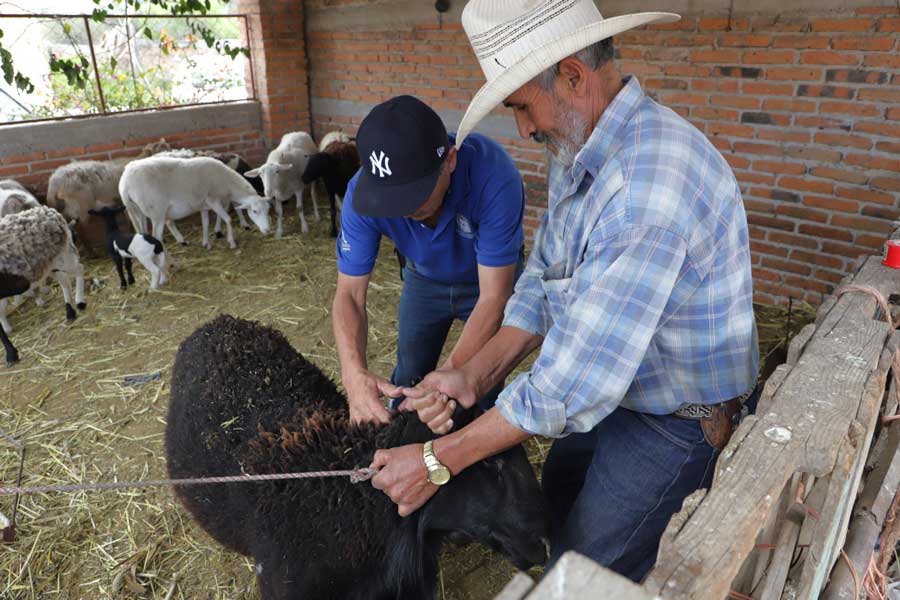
0, 273, 29, 366
301, 141, 360, 239
166, 315, 549, 600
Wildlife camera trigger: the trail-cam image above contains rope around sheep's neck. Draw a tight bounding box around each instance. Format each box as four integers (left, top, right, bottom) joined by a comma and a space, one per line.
0, 468, 378, 496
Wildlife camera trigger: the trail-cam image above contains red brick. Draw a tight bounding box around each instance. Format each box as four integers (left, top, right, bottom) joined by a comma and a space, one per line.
797, 84, 855, 99
845, 153, 900, 172
747, 213, 796, 231
864, 54, 900, 68
876, 142, 900, 155
753, 160, 806, 175
720, 33, 771, 47
801, 51, 860, 66
794, 116, 853, 131
753, 266, 785, 281
813, 268, 848, 285
741, 111, 791, 126
0, 165, 29, 177
890, 108, 900, 120
855, 121, 900, 139
788, 249, 845, 270
856, 7, 900, 15
742, 81, 795, 95
773, 35, 829, 49
802, 194, 860, 214
648, 17, 696, 30
693, 107, 741, 121
743, 50, 796, 64
761, 256, 812, 275
699, 18, 732, 30
821, 241, 872, 258
664, 34, 712, 47
813, 132, 872, 149
725, 155, 751, 170
809, 167, 868, 185
664, 65, 712, 77
739, 172, 777, 186
734, 142, 784, 157
0, 151, 44, 165
856, 235, 889, 250
861, 205, 900, 221
775, 204, 828, 222
29, 158, 71, 172
811, 18, 872, 32
691, 79, 740, 93
859, 89, 900, 103
751, 242, 789, 260
785, 275, 833, 295
836, 186, 897, 205
820, 101, 882, 117
831, 214, 894, 234
798, 223, 853, 242
877, 18, 900, 32
768, 231, 819, 249
762, 98, 815, 112
46, 147, 85, 159
661, 92, 709, 106
690, 49, 741, 63
711, 94, 761, 109
757, 130, 811, 143
871, 177, 900, 192
831, 36, 896, 51
779, 176, 833, 195
766, 67, 823, 81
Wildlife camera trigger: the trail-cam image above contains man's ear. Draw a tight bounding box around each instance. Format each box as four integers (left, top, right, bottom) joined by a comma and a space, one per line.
556, 56, 586, 95
446, 146, 459, 175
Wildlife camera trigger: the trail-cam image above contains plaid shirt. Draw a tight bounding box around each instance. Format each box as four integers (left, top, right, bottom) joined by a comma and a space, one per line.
496, 77, 759, 438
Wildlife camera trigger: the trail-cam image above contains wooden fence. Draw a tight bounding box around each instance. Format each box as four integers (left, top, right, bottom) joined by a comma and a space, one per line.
498, 231, 900, 599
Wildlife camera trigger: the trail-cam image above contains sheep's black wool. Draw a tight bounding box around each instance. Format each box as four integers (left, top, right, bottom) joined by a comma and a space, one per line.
301, 141, 360, 238
166, 315, 549, 600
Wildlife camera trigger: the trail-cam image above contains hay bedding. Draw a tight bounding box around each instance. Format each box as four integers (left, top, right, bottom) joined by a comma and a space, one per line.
0, 212, 812, 599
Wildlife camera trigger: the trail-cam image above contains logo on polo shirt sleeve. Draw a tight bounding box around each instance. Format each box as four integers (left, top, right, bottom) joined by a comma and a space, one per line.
370, 150, 392, 178
456, 214, 475, 239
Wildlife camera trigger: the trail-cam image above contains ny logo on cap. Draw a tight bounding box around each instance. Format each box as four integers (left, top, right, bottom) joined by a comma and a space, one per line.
370, 150, 392, 178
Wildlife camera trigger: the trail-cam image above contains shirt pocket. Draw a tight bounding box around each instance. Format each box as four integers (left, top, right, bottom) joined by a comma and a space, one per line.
541, 262, 573, 324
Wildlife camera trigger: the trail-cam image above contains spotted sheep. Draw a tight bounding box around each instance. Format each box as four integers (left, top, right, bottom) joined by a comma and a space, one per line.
88, 206, 169, 291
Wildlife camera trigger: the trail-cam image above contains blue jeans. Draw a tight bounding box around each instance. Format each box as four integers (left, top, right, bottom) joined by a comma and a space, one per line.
542, 388, 759, 582
390, 247, 525, 409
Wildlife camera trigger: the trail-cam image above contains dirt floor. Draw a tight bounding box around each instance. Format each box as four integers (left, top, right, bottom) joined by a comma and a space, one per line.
0, 211, 812, 599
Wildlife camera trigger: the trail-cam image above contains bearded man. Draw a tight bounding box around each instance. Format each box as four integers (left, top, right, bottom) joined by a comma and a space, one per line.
369, 0, 760, 581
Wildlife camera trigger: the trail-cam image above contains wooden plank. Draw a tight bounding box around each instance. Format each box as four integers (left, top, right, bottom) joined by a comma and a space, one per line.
525, 552, 659, 600
786, 323, 816, 367
644, 256, 900, 599
494, 573, 536, 600
756, 365, 790, 416
755, 475, 805, 599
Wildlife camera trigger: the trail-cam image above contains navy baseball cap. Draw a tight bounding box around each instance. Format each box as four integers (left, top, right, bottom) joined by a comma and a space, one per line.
353, 95, 450, 218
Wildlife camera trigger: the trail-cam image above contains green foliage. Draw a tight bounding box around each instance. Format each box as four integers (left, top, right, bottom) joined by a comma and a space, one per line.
0, 0, 247, 97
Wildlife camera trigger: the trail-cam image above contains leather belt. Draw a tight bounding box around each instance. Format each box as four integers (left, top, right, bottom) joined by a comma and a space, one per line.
672, 387, 756, 450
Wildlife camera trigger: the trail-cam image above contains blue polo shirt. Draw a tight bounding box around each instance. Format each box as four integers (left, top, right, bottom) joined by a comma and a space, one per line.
336, 132, 524, 284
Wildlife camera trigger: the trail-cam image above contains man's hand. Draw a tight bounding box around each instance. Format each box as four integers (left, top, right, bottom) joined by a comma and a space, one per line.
344, 369, 402, 426
402, 391, 457, 435
403, 368, 478, 410
370, 443, 439, 516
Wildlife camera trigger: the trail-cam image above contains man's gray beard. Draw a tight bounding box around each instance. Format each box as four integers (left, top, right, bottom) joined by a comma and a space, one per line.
538, 98, 589, 168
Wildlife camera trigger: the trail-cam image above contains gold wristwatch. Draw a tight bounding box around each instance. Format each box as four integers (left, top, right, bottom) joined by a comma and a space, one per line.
423, 440, 451, 486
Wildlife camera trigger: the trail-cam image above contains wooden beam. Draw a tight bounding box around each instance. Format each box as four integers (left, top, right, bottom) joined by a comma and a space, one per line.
523, 552, 659, 600
644, 256, 900, 599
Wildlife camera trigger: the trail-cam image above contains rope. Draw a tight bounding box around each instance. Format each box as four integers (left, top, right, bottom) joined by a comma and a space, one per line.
834, 285, 900, 423
0, 468, 377, 496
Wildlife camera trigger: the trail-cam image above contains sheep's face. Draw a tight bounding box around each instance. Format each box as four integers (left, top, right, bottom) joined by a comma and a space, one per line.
245, 163, 296, 201
424, 444, 550, 570
300, 153, 330, 185
237, 196, 272, 235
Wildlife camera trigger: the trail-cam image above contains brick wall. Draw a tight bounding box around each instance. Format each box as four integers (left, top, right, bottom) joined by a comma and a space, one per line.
305, 2, 900, 306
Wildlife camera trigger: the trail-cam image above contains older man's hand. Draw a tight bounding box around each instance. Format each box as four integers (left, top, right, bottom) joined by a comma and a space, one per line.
402, 391, 457, 434
370, 443, 438, 516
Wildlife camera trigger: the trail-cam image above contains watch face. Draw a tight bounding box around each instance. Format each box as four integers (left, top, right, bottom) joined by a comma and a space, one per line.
428, 466, 451, 486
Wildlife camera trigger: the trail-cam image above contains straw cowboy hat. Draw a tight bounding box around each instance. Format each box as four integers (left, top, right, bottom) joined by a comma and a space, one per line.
456, 0, 680, 145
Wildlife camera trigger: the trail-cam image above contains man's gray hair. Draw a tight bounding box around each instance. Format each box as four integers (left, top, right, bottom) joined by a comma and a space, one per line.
533, 37, 615, 90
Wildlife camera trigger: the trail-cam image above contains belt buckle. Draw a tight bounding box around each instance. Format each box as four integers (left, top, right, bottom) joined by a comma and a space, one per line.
674, 403, 713, 420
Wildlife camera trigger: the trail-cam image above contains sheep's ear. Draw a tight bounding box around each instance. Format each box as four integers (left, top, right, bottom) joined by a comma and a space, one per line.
244, 168, 262, 178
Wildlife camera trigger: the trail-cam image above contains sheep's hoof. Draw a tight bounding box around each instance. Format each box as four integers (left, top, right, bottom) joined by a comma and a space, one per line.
77, 302, 87, 310
215, 232, 224, 239
127, 277, 135, 285
65, 304, 76, 320
120, 284, 128, 290
5, 355, 18, 368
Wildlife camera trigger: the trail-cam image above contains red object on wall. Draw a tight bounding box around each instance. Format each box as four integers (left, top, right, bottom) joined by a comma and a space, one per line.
883, 240, 900, 269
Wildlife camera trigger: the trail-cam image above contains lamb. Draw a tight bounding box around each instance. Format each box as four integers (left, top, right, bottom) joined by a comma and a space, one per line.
47, 138, 171, 223
301, 140, 360, 238
0, 184, 41, 217
120, 156, 272, 250
245, 131, 320, 238
88, 206, 169, 291
166, 315, 549, 600
0, 206, 87, 366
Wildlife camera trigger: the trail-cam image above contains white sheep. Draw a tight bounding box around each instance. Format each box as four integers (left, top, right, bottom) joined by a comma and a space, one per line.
245, 131, 320, 237
0, 187, 40, 217
46, 139, 171, 223
120, 156, 272, 250
0, 206, 87, 364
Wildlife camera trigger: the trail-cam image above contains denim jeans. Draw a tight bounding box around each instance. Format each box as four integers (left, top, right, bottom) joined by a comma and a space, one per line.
389, 248, 525, 409
542, 387, 759, 582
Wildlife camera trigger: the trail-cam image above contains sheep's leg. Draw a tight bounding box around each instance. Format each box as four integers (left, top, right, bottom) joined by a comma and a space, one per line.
201, 210, 212, 250
124, 257, 136, 286
329, 190, 338, 238
294, 191, 308, 235
309, 183, 321, 223
0, 298, 11, 334
54, 270, 76, 321
167, 220, 187, 246
74, 260, 85, 309
132, 244, 161, 290
214, 213, 224, 239
209, 202, 236, 249
155, 251, 169, 287
235, 207, 251, 230
336, 193, 344, 212
274, 198, 285, 239
113, 254, 128, 289
0, 324, 17, 367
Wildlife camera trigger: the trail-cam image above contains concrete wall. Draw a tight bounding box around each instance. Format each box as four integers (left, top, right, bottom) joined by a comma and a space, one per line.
306, 1, 900, 306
